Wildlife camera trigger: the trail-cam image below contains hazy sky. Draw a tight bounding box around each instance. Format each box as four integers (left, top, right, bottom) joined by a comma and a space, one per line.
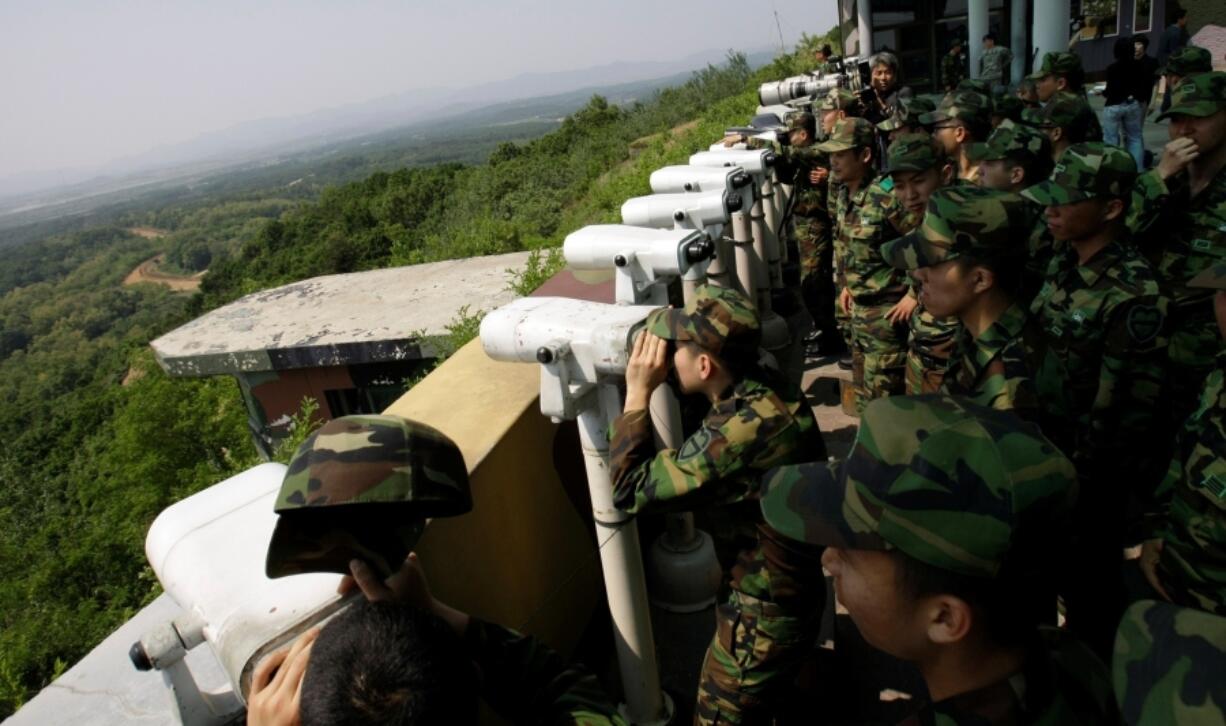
0, 1, 837, 178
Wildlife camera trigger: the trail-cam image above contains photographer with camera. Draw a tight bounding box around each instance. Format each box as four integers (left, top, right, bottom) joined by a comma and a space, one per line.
861, 51, 912, 127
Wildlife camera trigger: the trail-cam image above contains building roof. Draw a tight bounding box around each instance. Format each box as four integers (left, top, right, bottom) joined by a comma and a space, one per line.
152, 251, 533, 377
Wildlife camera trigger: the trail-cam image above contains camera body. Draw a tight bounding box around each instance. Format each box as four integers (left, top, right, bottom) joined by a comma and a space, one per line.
563, 224, 714, 305
480, 297, 658, 421
756, 55, 872, 107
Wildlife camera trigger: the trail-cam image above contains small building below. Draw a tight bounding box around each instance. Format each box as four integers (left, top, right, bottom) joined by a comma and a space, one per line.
151, 250, 533, 457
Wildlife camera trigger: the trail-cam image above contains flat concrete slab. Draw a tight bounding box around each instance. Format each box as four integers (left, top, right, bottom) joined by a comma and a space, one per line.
151, 251, 533, 377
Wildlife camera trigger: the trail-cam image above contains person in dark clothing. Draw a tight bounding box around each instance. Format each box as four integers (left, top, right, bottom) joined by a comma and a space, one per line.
1133, 35, 1161, 116
1158, 9, 1191, 113
1103, 37, 1145, 168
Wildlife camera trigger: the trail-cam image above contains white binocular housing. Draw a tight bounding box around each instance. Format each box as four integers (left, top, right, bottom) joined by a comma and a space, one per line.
481, 297, 658, 421
649, 165, 753, 195
689, 148, 777, 178
621, 189, 743, 232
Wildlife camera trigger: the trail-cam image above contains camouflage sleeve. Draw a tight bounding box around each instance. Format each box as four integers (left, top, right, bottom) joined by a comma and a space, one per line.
610, 404, 773, 514
465, 618, 626, 725
1077, 297, 1169, 483
1125, 169, 1170, 241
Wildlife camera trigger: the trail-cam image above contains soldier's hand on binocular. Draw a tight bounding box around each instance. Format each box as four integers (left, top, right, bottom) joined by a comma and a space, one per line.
1157, 137, 1199, 180
624, 331, 671, 413
247, 627, 319, 726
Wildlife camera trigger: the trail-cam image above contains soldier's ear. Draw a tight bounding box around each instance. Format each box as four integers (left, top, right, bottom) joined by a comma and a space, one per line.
1102, 197, 1126, 223
971, 265, 994, 294
1008, 164, 1026, 186
939, 163, 955, 185
924, 594, 975, 645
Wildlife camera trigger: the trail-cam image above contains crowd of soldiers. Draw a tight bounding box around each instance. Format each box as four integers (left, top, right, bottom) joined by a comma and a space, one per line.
244, 47, 1224, 726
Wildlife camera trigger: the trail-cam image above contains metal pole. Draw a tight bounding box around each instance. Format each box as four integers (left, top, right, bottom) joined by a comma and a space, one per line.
760, 178, 784, 291
856, 0, 873, 57
703, 236, 735, 291
577, 384, 668, 725
969, 0, 989, 82
1032, 0, 1069, 67
748, 195, 773, 314
731, 211, 757, 307
1011, 0, 1028, 84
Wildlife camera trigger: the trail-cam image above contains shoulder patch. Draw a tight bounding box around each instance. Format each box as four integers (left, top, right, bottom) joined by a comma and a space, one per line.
879, 177, 895, 192
1126, 305, 1163, 344
676, 427, 714, 462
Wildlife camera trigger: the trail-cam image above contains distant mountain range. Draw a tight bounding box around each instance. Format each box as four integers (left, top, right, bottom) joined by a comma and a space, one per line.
0, 46, 777, 212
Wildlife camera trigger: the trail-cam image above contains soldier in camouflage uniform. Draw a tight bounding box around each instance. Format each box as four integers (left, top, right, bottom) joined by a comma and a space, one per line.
967, 120, 1055, 303
816, 87, 864, 136
881, 133, 963, 394
1138, 262, 1226, 616
1126, 72, 1226, 428
760, 394, 1120, 724
608, 285, 827, 724
876, 96, 935, 143
1112, 599, 1226, 725
1160, 46, 1213, 92
942, 38, 968, 93
921, 90, 993, 184
883, 186, 1045, 419
775, 112, 842, 356
819, 117, 913, 410
1023, 143, 1171, 657
1028, 51, 1104, 141
251, 416, 629, 725
979, 33, 1013, 96
1023, 92, 1100, 162
817, 90, 867, 362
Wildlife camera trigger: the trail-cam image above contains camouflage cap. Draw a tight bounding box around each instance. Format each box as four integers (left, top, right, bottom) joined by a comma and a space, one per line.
1157, 71, 1226, 121
1112, 600, 1226, 725
992, 94, 1025, 123
759, 394, 1076, 579
815, 116, 877, 153
1039, 92, 1097, 130
956, 78, 993, 97
885, 132, 942, 174
877, 97, 936, 132
1188, 261, 1226, 291
1020, 105, 1051, 129
1028, 51, 1083, 80
966, 119, 1051, 162
919, 90, 991, 126
1161, 46, 1213, 78
817, 87, 864, 115
645, 284, 760, 362
266, 414, 472, 579
882, 186, 1028, 269
1022, 142, 1138, 206
786, 111, 816, 133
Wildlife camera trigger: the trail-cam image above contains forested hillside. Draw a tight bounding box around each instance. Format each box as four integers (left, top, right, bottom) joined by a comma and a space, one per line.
0, 34, 830, 716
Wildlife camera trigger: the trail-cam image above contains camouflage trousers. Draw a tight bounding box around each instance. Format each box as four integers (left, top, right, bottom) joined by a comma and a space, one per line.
695, 527, 825, 725
851, 301, 908, 412
797, 219, 836, 336
905, 307, 961, 395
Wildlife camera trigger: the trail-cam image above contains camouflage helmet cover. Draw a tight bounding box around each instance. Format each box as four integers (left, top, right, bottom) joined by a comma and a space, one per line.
266, 414, 472, 579
1161, 46, 1213, 78
786, 111, 816, 133
881, 186, 1029, 269
1157, 71, 1226, 121
992, 94, 1025, 122
966, 119, 1051, 162
877, 97, 936, 132
886, 132, 943, 174
645, 284, 761, 362
818, 87, 864, 115
759, 394, 1077, 579
815, 116, 877, 153
1028, 51, 1083, 80
1022, 142, 1138, 206
919, 90, 991, 126
956, 78, 994, 98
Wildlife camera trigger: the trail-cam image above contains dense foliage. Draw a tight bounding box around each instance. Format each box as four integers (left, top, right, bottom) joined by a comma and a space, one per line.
0, 32, 834, 717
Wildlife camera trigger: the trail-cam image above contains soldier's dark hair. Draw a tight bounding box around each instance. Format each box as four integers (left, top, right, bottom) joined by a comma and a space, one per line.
955, 249, 1026, 299
1134, 35, 1150, 50
983, 32, 997, 43
891, 551, 1046, 648
951, 117, 993, 145
1173, 9, 1187, 21
1062, 108, 1097, 144
1004, 151, 1054, 190
819, 44, 833, 56
299, 601, 477, 726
